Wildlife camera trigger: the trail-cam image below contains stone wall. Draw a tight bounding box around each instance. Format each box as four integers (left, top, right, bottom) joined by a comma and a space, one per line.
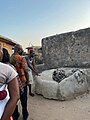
42, 28, 90, 69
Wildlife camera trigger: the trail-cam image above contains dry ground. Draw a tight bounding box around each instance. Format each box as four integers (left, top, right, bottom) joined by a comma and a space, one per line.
18, 91, 90, 120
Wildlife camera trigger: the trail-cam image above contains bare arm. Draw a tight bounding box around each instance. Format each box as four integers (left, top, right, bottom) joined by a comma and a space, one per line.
27, 58, 38, 75
1, 77, 20, 120
28, 63, 38, 75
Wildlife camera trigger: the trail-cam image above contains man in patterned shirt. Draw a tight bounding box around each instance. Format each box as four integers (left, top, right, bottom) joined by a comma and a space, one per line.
10, 44, 29, 120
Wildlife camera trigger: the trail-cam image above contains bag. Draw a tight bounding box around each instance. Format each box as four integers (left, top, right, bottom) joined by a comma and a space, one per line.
0, 84, 10, 119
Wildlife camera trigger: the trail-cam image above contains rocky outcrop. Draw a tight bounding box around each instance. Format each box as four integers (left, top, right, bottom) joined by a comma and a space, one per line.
42, 28, 90, 69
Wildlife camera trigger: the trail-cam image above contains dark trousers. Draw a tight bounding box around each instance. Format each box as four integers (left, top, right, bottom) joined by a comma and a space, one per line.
13, 86, 28, 120
29, 84, 31, 94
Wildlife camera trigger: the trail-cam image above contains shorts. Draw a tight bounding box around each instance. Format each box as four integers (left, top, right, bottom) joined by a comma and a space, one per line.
28, 70, 33, 84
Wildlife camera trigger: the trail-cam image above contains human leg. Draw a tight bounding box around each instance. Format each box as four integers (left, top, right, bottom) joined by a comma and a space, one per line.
29, 84, 34, 97
28, 71, 34, 97
20, 86, 29, 120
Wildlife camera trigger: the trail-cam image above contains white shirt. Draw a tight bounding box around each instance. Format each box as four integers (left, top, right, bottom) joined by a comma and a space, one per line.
0, 62, 18, 118
0, 62, 18, 84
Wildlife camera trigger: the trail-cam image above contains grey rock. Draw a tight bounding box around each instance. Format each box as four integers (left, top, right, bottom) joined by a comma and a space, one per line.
35, 68, 90, 100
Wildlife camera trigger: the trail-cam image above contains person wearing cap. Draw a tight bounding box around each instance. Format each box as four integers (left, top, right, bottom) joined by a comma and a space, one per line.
25, 49, 39, 96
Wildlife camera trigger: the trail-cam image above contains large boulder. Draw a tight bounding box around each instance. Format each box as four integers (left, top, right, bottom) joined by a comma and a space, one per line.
58, 69, 88, 100
35, 68, 90, 100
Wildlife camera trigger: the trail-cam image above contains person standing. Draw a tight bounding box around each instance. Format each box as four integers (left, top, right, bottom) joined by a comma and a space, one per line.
26, 49, 39, 96
0, 46, 20, 120
10, 44, 29, 120
2, 48, 24, 94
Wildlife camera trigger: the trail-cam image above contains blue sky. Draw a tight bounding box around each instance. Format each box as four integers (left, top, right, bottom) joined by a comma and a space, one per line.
0, 0, 90, 49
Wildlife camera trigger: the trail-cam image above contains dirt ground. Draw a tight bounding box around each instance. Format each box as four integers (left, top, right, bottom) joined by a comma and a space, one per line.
18, 91, 90, 120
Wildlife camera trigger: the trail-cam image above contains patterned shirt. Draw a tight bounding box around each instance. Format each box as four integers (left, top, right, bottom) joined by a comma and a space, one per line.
10, 53, 28, 87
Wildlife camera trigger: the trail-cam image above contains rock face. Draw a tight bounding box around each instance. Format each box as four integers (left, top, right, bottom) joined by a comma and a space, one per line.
36, 28, 90, 100
35, 68, 90, 100
42, 28, 90, 69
